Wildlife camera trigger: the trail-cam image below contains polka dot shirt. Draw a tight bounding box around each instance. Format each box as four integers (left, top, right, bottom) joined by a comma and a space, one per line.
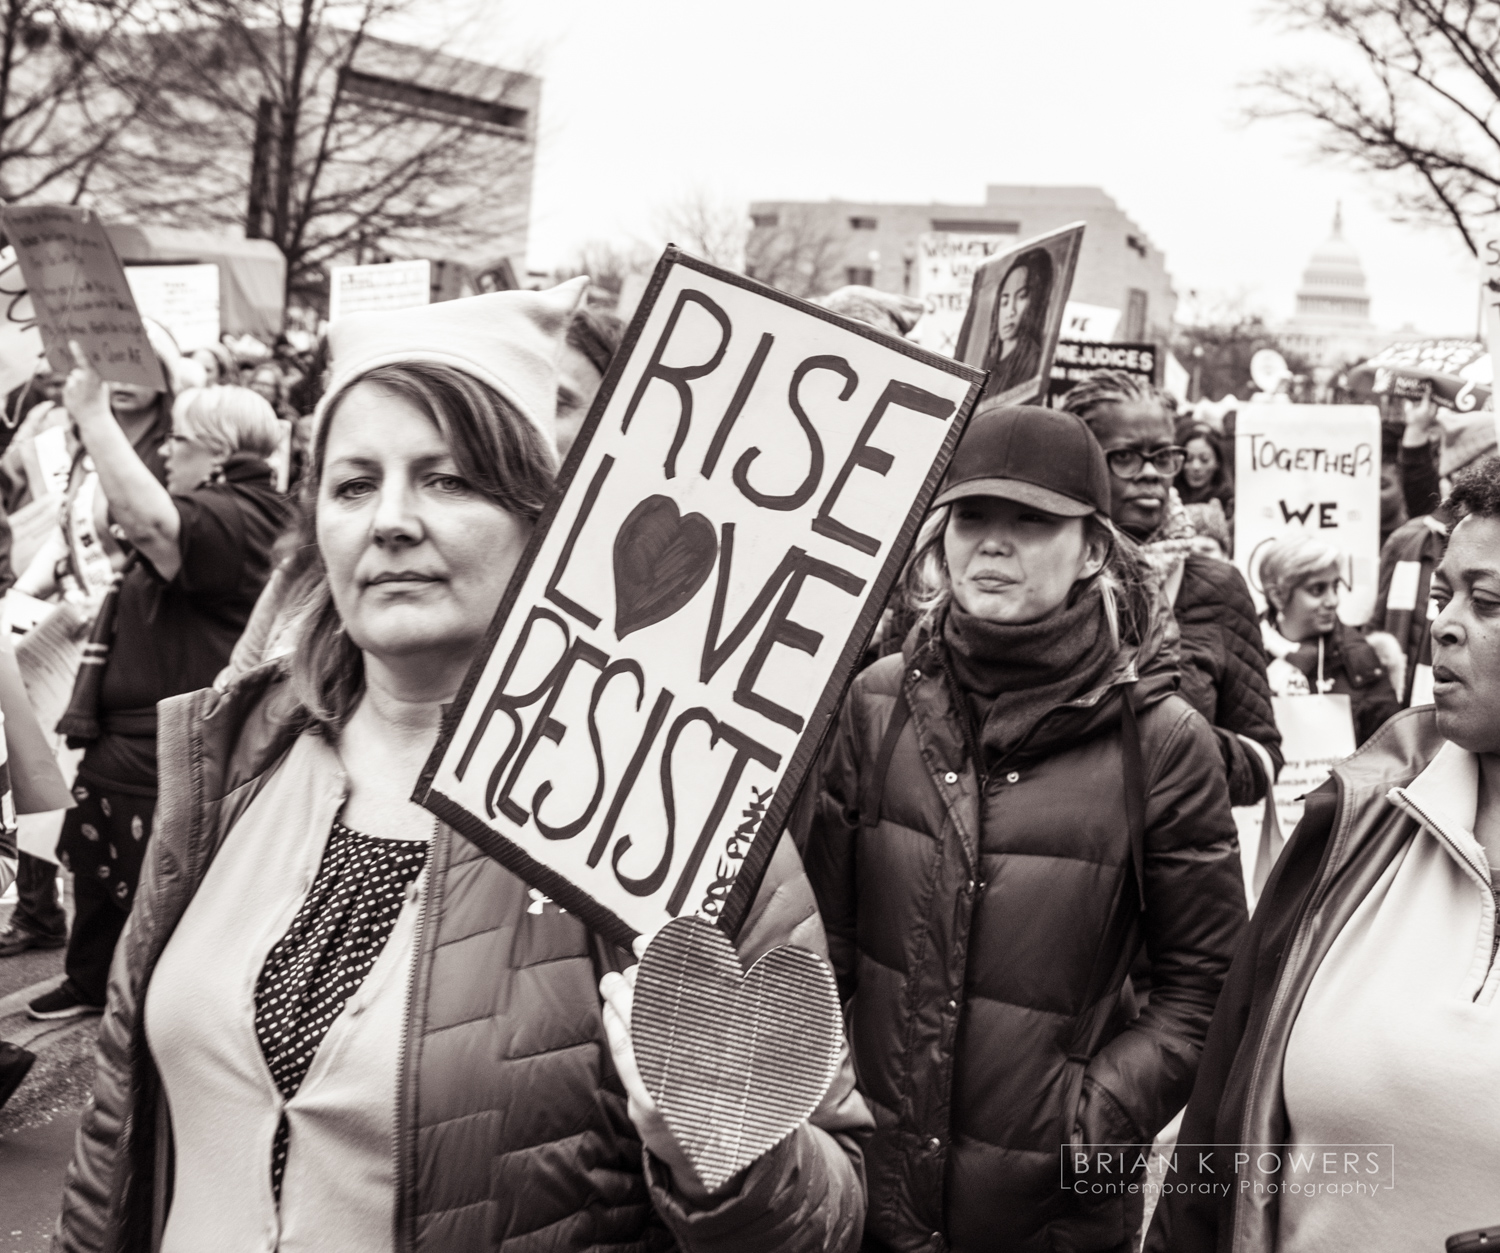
253, 819, 427, 1203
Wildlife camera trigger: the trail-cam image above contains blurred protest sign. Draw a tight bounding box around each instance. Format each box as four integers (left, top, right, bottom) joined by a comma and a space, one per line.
1482, 237, 1500, 445
912, 233, 1009, 355
1061, 301, 1120, 343
955, 222, 1084, 407
417, 247, 982, 945
328, 258, 431, 322
0, 205, 164, 391
0, 246, 44, 397
1348, 337, 1490, 414
1234, 402, 1381, 625
1048, 340, 1158, 408
126, 263, 220, 352
1270, 693, 1356, 851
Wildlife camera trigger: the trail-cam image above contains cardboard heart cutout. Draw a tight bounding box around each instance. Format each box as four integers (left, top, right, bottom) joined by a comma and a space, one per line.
612, 495, 717, 640
631, 915, 844, 1192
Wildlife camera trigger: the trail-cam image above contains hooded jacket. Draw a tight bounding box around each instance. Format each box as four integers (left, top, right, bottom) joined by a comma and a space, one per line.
54, 664, 872, 1253
804, 599, 1246, 1253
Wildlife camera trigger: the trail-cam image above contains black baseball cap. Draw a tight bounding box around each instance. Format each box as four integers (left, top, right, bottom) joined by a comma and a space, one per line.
932, 403, 1111, 518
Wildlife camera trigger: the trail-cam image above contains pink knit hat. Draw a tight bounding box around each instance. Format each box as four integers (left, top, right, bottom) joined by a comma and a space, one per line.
315, 276, 590, 453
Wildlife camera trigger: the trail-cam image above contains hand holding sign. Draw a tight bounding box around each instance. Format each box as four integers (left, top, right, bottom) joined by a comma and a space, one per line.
600, 916, 844, 1196
61, 340, 113, 427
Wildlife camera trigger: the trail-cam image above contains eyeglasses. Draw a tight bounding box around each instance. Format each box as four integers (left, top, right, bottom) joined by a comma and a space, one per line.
1104, 446, 1187, 480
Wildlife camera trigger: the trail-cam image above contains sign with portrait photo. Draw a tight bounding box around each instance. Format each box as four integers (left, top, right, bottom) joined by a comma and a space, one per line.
953, 221, 1084, 408
416, 248, 983, 946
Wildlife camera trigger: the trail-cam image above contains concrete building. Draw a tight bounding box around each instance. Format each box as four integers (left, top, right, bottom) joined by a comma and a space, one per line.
1277, 208, 1393, 368
747, 185, 1177, 341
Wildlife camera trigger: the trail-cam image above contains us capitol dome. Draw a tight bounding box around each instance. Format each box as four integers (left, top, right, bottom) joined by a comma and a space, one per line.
1279, 206, 1392, 367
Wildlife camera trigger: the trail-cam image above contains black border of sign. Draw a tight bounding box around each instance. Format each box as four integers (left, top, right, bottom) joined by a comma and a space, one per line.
415, 245, 985, 949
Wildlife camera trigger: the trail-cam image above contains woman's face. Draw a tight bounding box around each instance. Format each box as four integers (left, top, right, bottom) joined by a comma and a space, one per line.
1430, 514, 1500, 754
317, 381, 532, 669
1183, 437, 1217, 489
249, 369, 280, 406
555, 343, 604, 461
161, 425, 218, 495
1088, 401, 1176, 540
995, 265, 1031, 349
1276, 562, 1341, 642
943, 496, 1102, 625
109, 384, 159, 417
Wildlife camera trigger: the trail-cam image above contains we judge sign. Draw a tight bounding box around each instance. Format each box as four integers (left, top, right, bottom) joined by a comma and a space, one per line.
418, 250, 982, 944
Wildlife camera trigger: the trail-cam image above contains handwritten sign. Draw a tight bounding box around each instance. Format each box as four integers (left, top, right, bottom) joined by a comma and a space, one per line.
954, 222, 1084, 407
1061, 301, 1121, 343
0, 205, 163, 391
0, 247, 44, 397
911, 233, 1010, 356
1482, 238, 1500, 448
328, 258, 431, 322
126, 263, 220, 353
1234, 403, 1382, 625
416, 249, 982, 945
1048, 340, 1158, 408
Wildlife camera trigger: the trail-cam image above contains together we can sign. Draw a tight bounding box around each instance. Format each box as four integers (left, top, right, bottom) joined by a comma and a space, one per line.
417, 248, 983, 945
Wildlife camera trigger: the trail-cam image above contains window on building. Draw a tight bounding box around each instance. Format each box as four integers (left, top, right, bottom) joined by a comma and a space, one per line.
751, 213, 779, 229
846, 266, 875, 286
849, 216, 878, 230
929, 219, 1020, 234
1124, 289, 1148, 341
338, 69, 528, 131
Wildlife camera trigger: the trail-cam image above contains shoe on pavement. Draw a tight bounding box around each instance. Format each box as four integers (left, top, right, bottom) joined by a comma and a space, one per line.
0, 924, 66, 958
0, 1041, 35, 1110
26, 984, 104, 1021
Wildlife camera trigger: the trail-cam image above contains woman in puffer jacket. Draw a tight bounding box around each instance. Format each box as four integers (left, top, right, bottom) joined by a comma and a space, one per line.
54, 279, 870, 1253
804, 403, 1247, 1253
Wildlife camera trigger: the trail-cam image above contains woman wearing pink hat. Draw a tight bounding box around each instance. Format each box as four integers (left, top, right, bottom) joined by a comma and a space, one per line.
803, 403, 1246, 1252
54, 279, 869, 1252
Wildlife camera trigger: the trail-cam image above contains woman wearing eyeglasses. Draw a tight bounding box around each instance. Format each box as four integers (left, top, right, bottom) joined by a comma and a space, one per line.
1064, 371, 1282, 808
1258, 533, 1402, 747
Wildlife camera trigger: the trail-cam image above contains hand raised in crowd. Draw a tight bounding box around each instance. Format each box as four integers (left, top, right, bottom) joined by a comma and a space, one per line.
1401, 390, 1440, 446
61, 342, 112, 426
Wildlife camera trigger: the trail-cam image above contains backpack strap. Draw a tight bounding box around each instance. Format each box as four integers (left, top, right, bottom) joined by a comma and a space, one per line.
1120, 687, 1148, 912
861, 688, 910, 828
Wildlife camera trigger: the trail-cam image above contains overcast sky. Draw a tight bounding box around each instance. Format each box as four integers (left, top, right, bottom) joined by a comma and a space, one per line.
451, 0, 1481, 335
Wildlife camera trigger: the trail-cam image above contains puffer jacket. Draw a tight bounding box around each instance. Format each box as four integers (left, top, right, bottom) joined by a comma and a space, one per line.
804, 606, 1246, 1253
56, 663, 872, 1252
1145, 708, 1441, 1253
1172, 555, 1283, 806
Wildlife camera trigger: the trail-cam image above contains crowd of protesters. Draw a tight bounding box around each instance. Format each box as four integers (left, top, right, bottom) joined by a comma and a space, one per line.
0, 276, 1494, 1253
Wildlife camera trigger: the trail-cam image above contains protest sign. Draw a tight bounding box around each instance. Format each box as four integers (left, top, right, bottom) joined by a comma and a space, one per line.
1061, 301, 1121, 343
328, 258, 431, 322
1482, 237, 1500, 446
1234, 402, 1382, 625
0, 246, 44, 398
954, 222, 1084, 407
1350, 337, 1490, 414
1048, 340, 1158, 408
0, 205, 164, 391
912, 232, 1009, 355
126, 263, 220, 352
416, 248, 983, 945
1270, 693, 1356, 842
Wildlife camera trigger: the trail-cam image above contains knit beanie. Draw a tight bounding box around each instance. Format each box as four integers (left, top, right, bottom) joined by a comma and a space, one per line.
819, 286, 927, 338
315, 275, 590, 451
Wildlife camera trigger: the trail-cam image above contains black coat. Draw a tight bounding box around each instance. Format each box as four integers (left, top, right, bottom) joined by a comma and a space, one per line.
804, 611, 1247, 1253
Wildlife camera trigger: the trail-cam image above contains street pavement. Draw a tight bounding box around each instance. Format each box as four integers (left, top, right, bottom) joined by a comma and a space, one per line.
1, 895, 96, 1253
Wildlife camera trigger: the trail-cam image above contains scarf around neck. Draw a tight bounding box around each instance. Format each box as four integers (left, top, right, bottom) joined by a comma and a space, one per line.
941, 585, 1121, 768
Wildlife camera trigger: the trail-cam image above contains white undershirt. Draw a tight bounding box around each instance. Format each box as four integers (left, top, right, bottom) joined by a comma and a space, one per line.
1278, 740, 1500, 1251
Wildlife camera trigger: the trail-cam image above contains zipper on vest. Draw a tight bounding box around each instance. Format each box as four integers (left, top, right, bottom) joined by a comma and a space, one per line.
391, 824, 436, 1251
1392, 788, 1500, 993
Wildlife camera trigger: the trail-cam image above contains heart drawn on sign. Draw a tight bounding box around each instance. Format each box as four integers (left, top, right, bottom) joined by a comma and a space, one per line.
630, 915, 844, 1192
612, 495, 718, 639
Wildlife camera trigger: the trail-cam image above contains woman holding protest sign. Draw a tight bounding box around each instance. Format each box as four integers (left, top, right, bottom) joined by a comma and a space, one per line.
54, 279, 869, 1253
1257, 532, 1403, 748
804, 403, 1246, 1253
1064, 369, 1282, 807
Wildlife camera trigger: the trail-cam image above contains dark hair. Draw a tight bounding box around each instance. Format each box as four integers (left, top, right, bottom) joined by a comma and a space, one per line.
1060, 369, 1168, 425
1175, 421, 1230, 497
566, 307, 624, 377
1446, 455, 1500, 521
289, 361, 556, 734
